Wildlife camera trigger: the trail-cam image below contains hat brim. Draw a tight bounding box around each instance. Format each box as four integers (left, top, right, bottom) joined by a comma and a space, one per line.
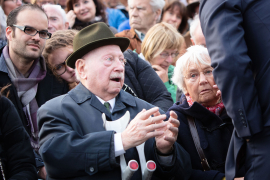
66, 37, 130, 69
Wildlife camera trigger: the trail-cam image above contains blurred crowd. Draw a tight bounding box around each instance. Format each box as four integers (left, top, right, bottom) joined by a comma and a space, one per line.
0, 0, 269, 180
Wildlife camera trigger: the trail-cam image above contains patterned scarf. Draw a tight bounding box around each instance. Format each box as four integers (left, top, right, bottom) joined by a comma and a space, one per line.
3, 46, 46, 152
186, 95, 225, 116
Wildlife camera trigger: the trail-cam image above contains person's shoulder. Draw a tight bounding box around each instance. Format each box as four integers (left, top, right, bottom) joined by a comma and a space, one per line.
115, 29, 135, 39
39, 94, 69, 111
0, 96, 13, 111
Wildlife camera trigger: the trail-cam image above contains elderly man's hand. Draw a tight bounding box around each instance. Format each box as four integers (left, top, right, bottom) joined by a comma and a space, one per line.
155, 111, 179, 154
38, 166, 47, 179
121, 107, 167, 150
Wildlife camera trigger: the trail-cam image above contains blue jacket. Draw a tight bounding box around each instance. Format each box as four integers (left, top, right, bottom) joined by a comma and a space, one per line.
166, 95, 233, 180
106, 8, 127, 30
38, 83, 192, 180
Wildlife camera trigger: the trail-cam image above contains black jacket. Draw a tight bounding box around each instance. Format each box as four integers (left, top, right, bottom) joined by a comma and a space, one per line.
124, 50, 174, 112
166, 95, 233, 180
0, 46, 69, 169
0, 96, 37, 180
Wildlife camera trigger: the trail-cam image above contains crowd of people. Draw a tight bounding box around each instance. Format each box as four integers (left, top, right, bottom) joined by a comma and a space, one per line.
0, 0, 269, 180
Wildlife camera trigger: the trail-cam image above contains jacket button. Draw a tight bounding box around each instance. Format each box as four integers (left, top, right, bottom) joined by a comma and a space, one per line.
90, 167, 94, 172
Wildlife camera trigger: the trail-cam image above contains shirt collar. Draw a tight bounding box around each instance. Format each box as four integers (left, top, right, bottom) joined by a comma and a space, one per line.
134, 29, 145, 41
96, 96, 116, 112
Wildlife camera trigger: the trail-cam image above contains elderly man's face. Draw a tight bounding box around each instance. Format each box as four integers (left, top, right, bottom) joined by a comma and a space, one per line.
44, 6, 68, 33
79, 45, 125, 100
183, 58, 219, 106
129, 0, 160, 34
192, 22, 206, 47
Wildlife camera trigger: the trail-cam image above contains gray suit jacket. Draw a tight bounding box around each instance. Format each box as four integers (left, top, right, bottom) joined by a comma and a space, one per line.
38, 83, 192, 180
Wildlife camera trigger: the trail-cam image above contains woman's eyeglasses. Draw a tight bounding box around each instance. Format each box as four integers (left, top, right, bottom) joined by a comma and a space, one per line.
159, 52, 179, 59
54, 61, 68, 76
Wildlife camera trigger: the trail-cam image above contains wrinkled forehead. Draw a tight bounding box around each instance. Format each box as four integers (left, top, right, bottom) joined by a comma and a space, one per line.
82, 45, 124, 61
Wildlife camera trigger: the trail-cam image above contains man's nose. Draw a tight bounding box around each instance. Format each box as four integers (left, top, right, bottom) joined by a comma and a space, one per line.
130, 8, 138, 17
32, 32, 41, 41
114, 59, 125, 72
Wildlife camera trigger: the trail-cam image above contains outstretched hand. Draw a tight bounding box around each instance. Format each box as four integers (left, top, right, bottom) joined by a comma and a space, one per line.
155, 111, 179, 154
121, 107, 167, 151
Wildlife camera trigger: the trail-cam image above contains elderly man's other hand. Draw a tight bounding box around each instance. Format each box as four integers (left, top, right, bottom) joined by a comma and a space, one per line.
155, 111, 179, 154
38, 166, 47, 179
121, 107, 167, 150
152, 65, 169, 83
66, 10, 76, 28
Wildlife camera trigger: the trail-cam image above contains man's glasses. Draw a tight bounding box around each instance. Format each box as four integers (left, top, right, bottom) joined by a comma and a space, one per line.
159, 52, 179, 59
12, 25, 52, 39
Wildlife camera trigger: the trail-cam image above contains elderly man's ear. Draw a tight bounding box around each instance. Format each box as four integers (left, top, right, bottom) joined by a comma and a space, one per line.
65, 22, 69, 30
154, 9, 162, 22
75, 59, 86, 80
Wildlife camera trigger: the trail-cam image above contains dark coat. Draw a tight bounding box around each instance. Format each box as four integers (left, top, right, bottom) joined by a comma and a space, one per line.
166, 95, 233, 180
200, 0, 270, 178
124, 50, 174, 112
0, 46, 69, 168
38, 83, 192, 180
0, 96, 37, 180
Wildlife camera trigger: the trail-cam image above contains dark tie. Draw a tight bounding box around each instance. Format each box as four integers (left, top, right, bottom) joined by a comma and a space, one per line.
104, 102, 111, 113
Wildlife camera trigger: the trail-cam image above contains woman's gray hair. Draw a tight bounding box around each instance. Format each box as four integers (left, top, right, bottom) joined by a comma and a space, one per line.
172, 45, 211, 93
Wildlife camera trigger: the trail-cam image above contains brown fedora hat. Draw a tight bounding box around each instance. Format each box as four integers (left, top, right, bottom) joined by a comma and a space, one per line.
66, 22, 130, 68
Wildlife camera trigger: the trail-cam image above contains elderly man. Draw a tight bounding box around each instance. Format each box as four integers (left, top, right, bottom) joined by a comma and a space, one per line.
38, 22, 191, 180
43, 4, 69, 34
115, 0, 164, 54
0, 4, 69, 179
190, 15, 206, 47
200, 0, 270, 179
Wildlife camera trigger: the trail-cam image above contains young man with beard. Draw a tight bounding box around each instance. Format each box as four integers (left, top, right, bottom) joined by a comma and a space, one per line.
0, 4, 69, 179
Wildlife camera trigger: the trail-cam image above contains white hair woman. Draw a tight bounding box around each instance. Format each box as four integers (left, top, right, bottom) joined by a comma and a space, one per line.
167, 45, 234, 180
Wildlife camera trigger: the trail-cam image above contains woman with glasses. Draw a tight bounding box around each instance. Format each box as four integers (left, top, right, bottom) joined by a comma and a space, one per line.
43, 29, 80, 90
167, 45, 234, 180
141, 22, 185, 102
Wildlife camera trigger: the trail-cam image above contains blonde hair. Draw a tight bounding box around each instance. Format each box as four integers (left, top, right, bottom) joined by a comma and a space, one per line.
141, 22, 184, 63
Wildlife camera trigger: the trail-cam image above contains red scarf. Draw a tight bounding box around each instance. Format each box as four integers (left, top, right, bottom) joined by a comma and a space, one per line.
186, 95, 225, 116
